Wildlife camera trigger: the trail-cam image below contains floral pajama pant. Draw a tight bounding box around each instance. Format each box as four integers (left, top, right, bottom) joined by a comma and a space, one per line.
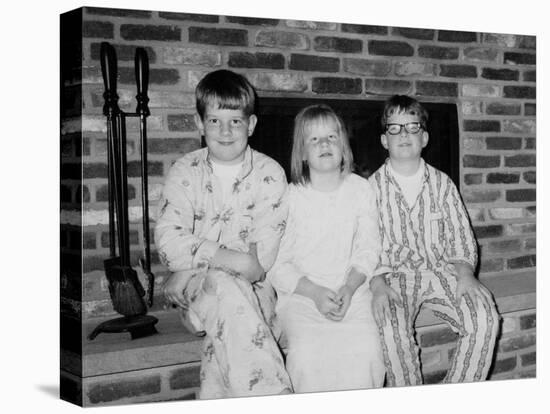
379, 270, 500, 386
182, 269, 292, 399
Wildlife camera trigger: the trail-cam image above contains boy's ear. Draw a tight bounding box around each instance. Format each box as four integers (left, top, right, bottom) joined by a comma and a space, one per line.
247, 114, 258, 136
422, 130, 429, 148
194, 113, 205, 136
380, 133, 389, 150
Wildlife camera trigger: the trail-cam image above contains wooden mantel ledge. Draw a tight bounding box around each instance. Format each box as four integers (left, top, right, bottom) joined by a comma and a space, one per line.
76, 271, 535, 378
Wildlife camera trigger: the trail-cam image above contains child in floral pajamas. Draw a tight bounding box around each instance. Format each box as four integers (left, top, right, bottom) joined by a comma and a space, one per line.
155, 70, 292, 399
368, 95, 500, 386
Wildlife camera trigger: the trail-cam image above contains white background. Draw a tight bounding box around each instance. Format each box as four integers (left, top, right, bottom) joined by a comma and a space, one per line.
2, 0, 545, 412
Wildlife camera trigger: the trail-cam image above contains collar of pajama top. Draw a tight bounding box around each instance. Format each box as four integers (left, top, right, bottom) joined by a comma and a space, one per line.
155, 145, 288, 273
371, 158, 478, 276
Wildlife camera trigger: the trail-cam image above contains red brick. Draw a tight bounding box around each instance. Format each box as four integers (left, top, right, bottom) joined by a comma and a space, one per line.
344, 58, 391, 76
491, 356, 517, 375
365, 79, 412, 95
524, 104, 536, 116
438, 30, 477, 42
314, 36, 362, 53
485, 102, 521, 116
464, 174, 482, 185
487, 239, 521, 254
228, 52, 285, 69
418, 45, 459, 60
523, 70, 536, 82
463, 155, 500, 168
463, 47, 498, 62
507, 254, 536, 269
521, 352, 536, 367
85, 7, 151, 18
189, 27, 247, 46
121, 24, 180, 41
368, 40, 414, 57
168, 114, 197, 132
290, 54, 339, 72
341, 24, 388, 35
148, 138, 200, 155
416, 81, 458, 97
463, 189, 501, 203
83, 21, 113, 38
523, 171, 536, 184
159, 12, 218, 23
225, 16, 278, 25
256, 31, 309, 49
87, 375, 161, 404
392, 27, 435, 40
312, 77, 362, 94
504, 52, 536, 65
169, 365, 201, 389
498, 332, 535, 352
474, 225, 503, 239
439, 64, 477, 78
503, 86, 536, 99
466, 121, 504, 134
420, 326, 457, 347
486, 137, 522, 150
519, 313, 536, 330
481, 68, 519, 81
487, 173, 520, 184
505, 154, 535, 167
480, 258, 505, 273
506, 189, 535, 203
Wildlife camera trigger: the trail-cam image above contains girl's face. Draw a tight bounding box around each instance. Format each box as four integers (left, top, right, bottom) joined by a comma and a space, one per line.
302, 118, 343, 175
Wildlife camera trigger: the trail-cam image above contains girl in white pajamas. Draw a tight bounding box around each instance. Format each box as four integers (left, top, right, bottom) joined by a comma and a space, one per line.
268, 104, 385, 393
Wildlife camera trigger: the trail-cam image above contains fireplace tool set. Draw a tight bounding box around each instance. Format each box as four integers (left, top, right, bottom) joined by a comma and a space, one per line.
88, 42, 158, 340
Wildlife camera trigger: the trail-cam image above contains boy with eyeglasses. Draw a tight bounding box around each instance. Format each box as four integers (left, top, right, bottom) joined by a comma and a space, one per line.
368, 95, 499, 386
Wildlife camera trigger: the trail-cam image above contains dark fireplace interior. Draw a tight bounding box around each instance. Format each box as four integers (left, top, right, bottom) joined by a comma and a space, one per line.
250, 98, 460, 186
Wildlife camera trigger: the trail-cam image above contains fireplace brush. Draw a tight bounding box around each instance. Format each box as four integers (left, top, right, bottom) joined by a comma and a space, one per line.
88, 42, 158, 340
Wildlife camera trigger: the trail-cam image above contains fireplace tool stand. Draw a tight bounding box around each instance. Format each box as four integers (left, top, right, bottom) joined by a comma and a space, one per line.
88, 42, 158, 340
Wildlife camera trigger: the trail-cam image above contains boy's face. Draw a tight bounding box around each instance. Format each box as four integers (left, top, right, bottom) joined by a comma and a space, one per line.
195, 104, 257, 165
380, 111, 428, 162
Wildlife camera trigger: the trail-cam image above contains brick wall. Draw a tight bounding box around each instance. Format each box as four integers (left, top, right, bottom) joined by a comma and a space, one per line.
60, 6, 536, 404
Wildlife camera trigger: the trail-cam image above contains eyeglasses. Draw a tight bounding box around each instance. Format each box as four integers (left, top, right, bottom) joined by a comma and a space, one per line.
385, 122, 422, 135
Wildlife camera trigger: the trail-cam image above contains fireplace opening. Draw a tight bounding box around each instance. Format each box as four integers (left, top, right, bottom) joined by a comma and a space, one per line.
250, 97, 460, 187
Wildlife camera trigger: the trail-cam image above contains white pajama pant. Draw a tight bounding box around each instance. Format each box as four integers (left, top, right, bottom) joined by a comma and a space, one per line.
182, 270, 292, 399
379, 270, 500, 386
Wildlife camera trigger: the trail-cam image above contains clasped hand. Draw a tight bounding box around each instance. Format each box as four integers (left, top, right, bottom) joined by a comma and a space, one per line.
313, 285, 353, 321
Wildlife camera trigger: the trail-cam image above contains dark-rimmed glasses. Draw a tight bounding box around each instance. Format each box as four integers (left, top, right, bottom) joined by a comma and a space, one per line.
385, 122, 422, 135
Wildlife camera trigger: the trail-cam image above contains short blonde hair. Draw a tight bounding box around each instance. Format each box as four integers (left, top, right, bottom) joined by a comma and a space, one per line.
290, 104, 354, 185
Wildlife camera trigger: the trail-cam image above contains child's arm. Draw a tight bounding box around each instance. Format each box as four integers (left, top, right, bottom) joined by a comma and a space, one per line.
369, 274, 403, 327
453, 262, 494, 311
155, 160, 220, 273
294, 277, 341, 318
347, 178, 383, 286
329, 268, 366, 321
248, 161, 289, 273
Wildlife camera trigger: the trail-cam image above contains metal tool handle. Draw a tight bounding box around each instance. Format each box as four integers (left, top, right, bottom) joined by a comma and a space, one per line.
135, 47, 154, 307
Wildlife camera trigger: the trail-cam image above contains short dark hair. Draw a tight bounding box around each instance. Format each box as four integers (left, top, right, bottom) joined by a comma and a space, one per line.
195, 69, 257, 119
381, 95, 429, 131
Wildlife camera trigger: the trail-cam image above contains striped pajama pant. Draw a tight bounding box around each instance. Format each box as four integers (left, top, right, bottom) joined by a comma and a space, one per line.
379, 270, 500, 386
